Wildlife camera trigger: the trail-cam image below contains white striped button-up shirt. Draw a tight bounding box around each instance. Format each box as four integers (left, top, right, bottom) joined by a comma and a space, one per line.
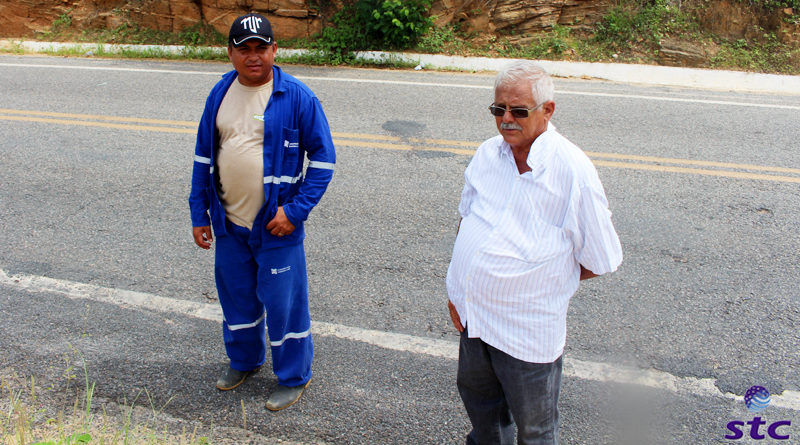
446, 125, 622, 363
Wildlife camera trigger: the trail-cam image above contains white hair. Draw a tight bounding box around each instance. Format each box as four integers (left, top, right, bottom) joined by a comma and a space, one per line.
494, 61, 554, 106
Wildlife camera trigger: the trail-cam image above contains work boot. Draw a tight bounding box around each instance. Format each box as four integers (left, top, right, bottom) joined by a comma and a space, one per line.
266, 380, 311, 411
216, 366, 259, 391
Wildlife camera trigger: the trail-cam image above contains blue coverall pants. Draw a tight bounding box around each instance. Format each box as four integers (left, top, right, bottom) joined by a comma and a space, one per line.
214, 219, 313, 387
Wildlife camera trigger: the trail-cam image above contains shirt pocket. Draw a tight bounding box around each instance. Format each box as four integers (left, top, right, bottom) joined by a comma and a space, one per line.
482, 193, 569, 265
279, 127, 302, 199
281, 127, 300, 174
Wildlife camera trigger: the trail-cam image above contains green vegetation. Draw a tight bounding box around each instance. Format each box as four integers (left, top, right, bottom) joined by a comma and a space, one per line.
2, 41, 25, 55
177, 23, 228, 47
417, 0, 798, 73
1, 347, 211, 444
276, 50, 419, 68
50, 11, 73, 35
711, 32, 800, 72
491, 25, 597, 61
361, 0, 434, 49
305, 0, 433, 64
1, 0, 798, 73
741, 0, 800, 23
31, 43, 228, 61
593, 0, 698, 52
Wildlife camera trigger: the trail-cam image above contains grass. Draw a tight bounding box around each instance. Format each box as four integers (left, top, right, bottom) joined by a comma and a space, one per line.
1, 347, 211, 445
277, 49, 419, 68
710, 33, 800, 73
6, 42, 228, 62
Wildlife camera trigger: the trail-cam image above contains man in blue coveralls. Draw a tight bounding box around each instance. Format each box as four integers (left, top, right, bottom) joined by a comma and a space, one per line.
189, 13, 335, 411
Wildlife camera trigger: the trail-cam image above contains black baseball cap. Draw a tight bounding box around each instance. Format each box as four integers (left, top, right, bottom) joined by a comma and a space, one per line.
228, 13, 274, 46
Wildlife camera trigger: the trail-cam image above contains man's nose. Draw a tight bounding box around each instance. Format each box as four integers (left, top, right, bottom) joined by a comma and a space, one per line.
502, 109, 516, 122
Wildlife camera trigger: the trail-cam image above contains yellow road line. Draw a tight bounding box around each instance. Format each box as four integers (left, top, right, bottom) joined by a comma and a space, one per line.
2, 109, 799, 183
586, 151, 800, 175
334, 139, 800, 176
0, 109, 475, 147
333, 138, 800, 183
332, 132, 480, 148
592, 160, 800, 183
0, 108, 196, 127
333, 138, 475, 156
0, 115, 195, 134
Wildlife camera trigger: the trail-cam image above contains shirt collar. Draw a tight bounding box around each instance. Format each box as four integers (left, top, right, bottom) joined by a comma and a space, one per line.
529, 122, 557, 176
498, 122, 556, 177
271, 65, 285, 93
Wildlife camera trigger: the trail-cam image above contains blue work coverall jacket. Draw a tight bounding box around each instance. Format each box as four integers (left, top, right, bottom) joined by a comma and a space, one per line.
189, 66, 336, 248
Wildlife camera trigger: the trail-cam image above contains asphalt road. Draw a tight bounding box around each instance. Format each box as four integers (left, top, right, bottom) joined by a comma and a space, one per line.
1, 55, 799, 444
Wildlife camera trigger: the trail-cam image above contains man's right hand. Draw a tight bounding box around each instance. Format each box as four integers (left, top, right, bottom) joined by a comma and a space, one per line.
193, 226, 213, 249
448, 300, 464, 333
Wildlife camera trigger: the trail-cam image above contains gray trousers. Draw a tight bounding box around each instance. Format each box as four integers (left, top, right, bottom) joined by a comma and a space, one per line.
457, 329, 562, 445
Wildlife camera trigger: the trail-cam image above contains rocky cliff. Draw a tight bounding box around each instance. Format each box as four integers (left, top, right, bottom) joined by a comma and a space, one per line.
0, 0, 326, 40
1, 0, 797, 47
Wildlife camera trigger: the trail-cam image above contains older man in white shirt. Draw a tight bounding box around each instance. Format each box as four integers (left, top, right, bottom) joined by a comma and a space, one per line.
446, 61, 622, 444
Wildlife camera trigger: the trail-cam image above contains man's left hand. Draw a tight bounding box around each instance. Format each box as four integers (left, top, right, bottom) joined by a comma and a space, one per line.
448, 300, 464, 333
580, 265, 598, 281
266, 206, 296, 237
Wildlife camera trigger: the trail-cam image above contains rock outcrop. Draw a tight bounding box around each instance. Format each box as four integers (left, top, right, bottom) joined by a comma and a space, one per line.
0, 0, 796, 48
657, 39, 707, 67
430, 0, 611, 37
690, 0, 798, 45
0, 0, 324, 40
0, 0, 620, 41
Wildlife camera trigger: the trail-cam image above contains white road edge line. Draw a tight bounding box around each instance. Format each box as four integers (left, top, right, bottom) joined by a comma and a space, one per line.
2, 268, 798, 411
1, 62, 799, 111
4, 40, 800, 95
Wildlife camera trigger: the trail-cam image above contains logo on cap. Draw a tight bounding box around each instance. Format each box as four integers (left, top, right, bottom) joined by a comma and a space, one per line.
240, 15, 262, 33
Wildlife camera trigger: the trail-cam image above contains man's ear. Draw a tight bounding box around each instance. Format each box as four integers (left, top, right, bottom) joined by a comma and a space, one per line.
543, 101, 555, 120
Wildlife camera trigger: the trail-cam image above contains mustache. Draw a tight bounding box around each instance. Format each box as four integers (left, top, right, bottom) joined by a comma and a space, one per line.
500, 123, 523, 131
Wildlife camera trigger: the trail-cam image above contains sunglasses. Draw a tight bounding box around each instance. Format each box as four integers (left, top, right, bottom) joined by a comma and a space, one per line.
488, 102, 544, 118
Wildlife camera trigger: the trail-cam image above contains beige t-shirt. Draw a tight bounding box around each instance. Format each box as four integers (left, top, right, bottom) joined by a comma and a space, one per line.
216, 78, 273, 229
